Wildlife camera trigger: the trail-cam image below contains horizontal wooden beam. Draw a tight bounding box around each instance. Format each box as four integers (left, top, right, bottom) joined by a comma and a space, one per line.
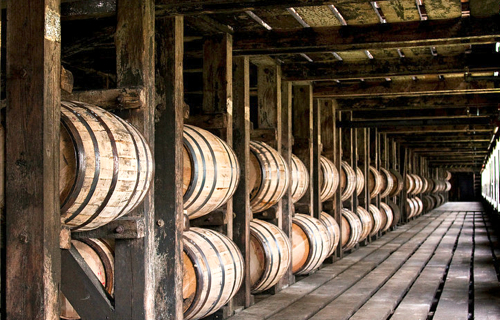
337, 94, 500, 111
315, 77, 500, 98
352, 107, 499, 121
283, 54, 500, 81
338, 116, 493, 128
61, 87, 144, 109
233, 17, 500, 55
382, 125, 493, 134
404, 142, 490, 148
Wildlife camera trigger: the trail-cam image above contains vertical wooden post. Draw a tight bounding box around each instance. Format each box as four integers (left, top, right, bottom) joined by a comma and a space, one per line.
334, 108, 343, 259
312, 99, 322, 219
115, 0, 155, 318
154, 16, 184, 319
280, 81, 295, 286
6, 0, 61, 319
232, 56, 252, 308
292, 84, 314, 215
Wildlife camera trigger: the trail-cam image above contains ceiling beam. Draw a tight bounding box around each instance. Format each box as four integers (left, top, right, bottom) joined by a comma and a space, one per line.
352, 106, 499, 120
283, 54, 500, 81
233, 17, 500, 55
314, 77, 500, 98
337, 116, 493, 128
337, 94, 500, 111
381, 125, 493, 134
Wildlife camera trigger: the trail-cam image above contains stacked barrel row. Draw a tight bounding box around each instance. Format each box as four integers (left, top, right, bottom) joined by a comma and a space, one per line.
404, 173, 451, 219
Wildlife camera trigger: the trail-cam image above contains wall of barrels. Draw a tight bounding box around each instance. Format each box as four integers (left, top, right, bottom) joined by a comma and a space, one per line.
482, 135, 500, 210
1, 5, 454, 320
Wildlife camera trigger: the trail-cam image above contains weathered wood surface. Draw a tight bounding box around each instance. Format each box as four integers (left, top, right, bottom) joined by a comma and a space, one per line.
6, 0, 61, 319
61, 87, 145, 109
229, 203, 496, 320
233, 17, 500, 55
154, 16, 185, 320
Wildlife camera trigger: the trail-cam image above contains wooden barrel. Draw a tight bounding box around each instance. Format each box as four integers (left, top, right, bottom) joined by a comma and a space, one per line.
183, 125, 240, 219
387, 199, 401, 227
389, 169, 404, 197
414, 196, 423, 216
431, 194, 442, 207
445, 181, 452, 192
249, 141, 290, 213
420, 177, 429, 195
292, 214, 330, 275
405, 174, 415, 195
291, 154, 309, 203
379, 202, 394, 232
61, 239, 114, 319
356, 167, 364, 196
438, 194, 446, 206
445, 170, 452, 181
411, 174, 423, 195
249, 219, 292, 293
379, 167, 395, 199
368, 166, 383, 199
431, 179, 445, 193
341, 208, 362, 251
356, 206, 374, 241
320, 212, 340, 257
60, 101, 153, 231
423, 195, 435, 211
319, 156, 339, 202
369, 204, 385, 236
406, 198, 416, 218
183, 228, 244, 320
340, 161, 357, 201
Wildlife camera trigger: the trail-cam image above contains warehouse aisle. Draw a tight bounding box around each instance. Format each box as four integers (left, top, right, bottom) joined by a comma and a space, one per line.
229, 202, 500, 320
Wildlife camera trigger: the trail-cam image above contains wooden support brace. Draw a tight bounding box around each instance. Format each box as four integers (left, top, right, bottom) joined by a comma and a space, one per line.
61, 87, 145, 109
71, 217, 146, 240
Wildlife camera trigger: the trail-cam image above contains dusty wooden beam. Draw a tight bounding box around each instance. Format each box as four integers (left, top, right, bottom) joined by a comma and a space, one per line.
337, 94, 500, 111
72, 217, 146, 240
381, 124, 493, 133
338, 116, 493, 128
314, 77, 500, 98
61, 87, 144, 109
234, 16, 500, 55
352, 106, 499, 120
283, 54, 500, 81
61, 0, 116, 20
6, 0, 61, 319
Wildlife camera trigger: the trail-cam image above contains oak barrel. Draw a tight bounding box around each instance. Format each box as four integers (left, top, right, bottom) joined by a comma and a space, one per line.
423, 195, 436, 211
379, 167, 395, 199
356, 167, 364, 196
183, 124, 240, 219
60, 101, 153, 231
249, 141, 290, 213
356, 206, 374, 241
405, 174, 415, 195
425, 178, 435, 194
340, 161, 357, 201
319, 156, 339, 202
183, 227, 244, 320
292, 214, 330, 275
431, 194, 442, 208
410, 174, 423, 195
389, 169, 404, 197
445, 170, 452, 181
291, 154, 309, 203
406, 198, 417, 218
369, 204, 385, 236
379, 202, 394, 232
420, 177, 429, 195
387, 199, 401, 227
413, 196, 423, 216
368, 166, 383, 199
249, 219, 292, 293
445, 181, 452, 192
341, 208, 362, 251
320, 212, 341, 257
61, 239, 114, 319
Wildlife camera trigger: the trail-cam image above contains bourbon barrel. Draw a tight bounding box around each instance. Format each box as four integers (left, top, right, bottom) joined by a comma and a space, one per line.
340, 161, 357, 201
423, 195, 435, 211
368, 166, 383, 199
389, 169, 404, 197
445, 170, 452, 181
61, 239, 114, 319
387, 199, 401, 227
379, 167, 395, 199
249, 219, 292, 293
413, 196, 423, 217
60, 101, 153, 231
431, 194, 442, 207
356, 167, 364, 197
411, 174, 423, 195
406, 198, 417, 218
319, 156, 339, 202
320, 212, 340, 257
356, 206, 374, 241
292, 214, 330, 275
341, 208, 362, 251
183, 228, 244, 320
425, 178, 435, 194
445, 181, 452, 192
369, 204, 385, 236
406, 174, 415, 195
183, 125, 240, 219
249, 141, 290, 213
379, 202, 394, 232
291, 154, 309, 203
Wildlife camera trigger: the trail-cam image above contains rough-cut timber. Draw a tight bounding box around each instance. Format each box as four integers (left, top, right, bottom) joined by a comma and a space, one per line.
233, 17, 500, 55
6, 1, 61, 319
155, 16, 184, 319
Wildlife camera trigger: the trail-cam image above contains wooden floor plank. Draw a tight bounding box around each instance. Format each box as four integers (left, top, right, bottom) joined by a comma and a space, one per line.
229, 212, 442, 320
474, 214, 500, 320
390, 212, 466, 320
309, 213, 454, 320
433, 213, 473, 320
350, 212, 461, 320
